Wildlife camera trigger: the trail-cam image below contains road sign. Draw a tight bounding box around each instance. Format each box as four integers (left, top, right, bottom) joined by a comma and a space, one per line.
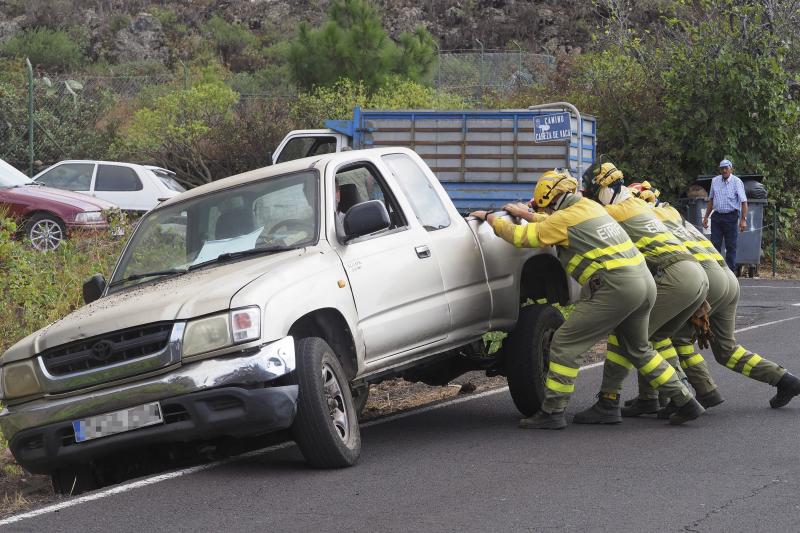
534, 112, 571, 143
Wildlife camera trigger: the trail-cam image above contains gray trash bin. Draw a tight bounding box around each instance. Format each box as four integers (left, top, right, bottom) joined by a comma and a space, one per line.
678, 176, 767, 278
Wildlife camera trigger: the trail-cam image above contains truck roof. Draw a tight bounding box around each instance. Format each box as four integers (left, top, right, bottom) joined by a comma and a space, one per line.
157, 147, 416, 209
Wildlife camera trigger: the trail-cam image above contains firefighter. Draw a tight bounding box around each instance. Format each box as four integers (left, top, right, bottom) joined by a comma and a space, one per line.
469, 169, 703, 429
574, 160, 709, 424
629, 182, 800, 410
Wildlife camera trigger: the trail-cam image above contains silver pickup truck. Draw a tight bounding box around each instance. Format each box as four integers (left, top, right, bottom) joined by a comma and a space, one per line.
0, 148, 575, 493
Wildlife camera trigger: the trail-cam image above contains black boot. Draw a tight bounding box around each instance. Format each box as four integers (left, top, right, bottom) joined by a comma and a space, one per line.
668, 398, 705, 425
621, 398, 660, 417
573, 393, 622, 424
696, 388, 725, 409
519, 409, 567, 430
769, 373, 800, 408
656, 400, 677, 420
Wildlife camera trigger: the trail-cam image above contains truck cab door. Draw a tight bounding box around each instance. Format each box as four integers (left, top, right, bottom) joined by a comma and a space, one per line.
330, 161, 451, 362
273, 132, 342, 165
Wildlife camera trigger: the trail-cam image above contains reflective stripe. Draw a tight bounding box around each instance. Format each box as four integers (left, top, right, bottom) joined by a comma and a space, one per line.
583, 239, 637, 260
607, 334, 619, 347
676, 344, 695, 355
640, 354, 665, 375
680, 354, 705, 369
742, 354, 763, 377
577, 254, 645, 284
513, 225, 525, 247
649, 365, 676, 388
726, 346, 748, 369
659, 346, 678, 360
634, 233, 672, 248
566, 253, 585, 274
606, 350, 634, 369
527, 226, 540, 247
644, 244, 687, 256
546, 378, 575, 393
693, 252, 723, 263
549, 362, 579, 378
653, 338, 672, 349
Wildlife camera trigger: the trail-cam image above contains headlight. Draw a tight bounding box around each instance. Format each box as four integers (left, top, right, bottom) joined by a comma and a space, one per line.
74, 211, 105, 223
182, 306, 261, 358
1, 360, 43, 400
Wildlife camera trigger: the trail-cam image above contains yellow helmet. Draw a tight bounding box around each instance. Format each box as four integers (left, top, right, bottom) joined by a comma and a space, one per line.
593, 162, 624, 187
532, 169, 578, 208
629, 181, 661, 204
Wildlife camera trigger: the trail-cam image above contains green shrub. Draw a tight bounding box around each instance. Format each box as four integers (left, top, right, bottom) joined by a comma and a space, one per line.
2, 28, 85, 71
110, 13, 132, 33
203, 15, 257, 65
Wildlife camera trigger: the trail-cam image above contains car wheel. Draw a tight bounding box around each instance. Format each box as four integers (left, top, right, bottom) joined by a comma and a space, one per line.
289, 337, 361, 468
50, 465, 98, 495
505, 304, 564, 417
25, 213, 66, 251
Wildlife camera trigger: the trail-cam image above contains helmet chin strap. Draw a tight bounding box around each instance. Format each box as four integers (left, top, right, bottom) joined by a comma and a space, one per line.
599, 182, 628, 205
552, 191, 573, 211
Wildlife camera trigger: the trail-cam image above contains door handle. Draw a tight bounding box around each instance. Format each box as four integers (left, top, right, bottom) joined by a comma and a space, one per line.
415, 245, 431, 259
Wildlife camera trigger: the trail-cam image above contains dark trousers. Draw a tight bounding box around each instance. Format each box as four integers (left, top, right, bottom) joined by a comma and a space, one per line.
710, 210, 739, 272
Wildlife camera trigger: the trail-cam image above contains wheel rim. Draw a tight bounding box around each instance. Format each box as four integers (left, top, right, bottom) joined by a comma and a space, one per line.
322, 362, 349, 442
30, 219, 63, 251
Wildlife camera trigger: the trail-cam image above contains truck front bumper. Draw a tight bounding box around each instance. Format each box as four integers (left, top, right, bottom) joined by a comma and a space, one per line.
2, 337, 299, 474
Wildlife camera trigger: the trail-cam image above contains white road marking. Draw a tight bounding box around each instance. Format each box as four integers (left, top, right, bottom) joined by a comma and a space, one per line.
1, 361, 606, 524
734, 315, 800, 333
792, 303, 800, 307
740, 285, 800, 289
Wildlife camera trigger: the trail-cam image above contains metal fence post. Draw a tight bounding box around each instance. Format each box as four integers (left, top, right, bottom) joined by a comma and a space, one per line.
511, 40, 522, 78
26, 58, 34, 177
475, 39, 484, 101
434, 43, 441, 91
772, 205, 778, 278
180, 60, 189, 90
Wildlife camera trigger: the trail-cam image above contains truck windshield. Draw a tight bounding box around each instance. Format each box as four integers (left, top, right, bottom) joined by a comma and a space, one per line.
110, 170, 319, 291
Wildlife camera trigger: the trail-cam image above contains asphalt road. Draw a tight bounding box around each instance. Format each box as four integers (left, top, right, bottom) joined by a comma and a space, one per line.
5, 279, 800, 532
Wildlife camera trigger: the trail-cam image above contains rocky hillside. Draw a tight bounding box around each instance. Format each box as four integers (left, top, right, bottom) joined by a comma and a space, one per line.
0, 0, 600, 66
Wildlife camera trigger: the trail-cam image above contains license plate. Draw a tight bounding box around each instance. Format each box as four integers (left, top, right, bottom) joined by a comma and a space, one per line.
73, 402, 163, 443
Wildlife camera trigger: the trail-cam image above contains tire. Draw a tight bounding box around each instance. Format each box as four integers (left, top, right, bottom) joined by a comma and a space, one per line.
289, 337, 361, 468
748, 266, 757, 278
25, 213, 66, 251
50, 465, 97, 495
505, 304, 564, 417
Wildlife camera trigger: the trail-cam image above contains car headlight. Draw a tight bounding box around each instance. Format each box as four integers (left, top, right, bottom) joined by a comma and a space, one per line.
74, 211, 105, 223
1, 360, 43, 400
182, 306, 261, 358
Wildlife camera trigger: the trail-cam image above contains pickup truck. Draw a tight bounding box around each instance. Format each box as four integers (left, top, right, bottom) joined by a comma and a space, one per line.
271, 106, 597, 212
0, 148, 576, 494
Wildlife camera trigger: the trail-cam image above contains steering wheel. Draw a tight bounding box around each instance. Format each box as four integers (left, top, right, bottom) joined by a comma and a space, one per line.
261, 219, 311, 246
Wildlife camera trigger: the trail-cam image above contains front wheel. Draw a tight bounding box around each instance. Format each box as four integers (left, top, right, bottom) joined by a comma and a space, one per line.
25, 213, 66, 251
505, 304, 564, 416
289, 337, 361, 468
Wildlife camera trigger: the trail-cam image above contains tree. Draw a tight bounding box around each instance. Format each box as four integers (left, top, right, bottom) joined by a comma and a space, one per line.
287, 0, 436, 91
115, 82, 239, 185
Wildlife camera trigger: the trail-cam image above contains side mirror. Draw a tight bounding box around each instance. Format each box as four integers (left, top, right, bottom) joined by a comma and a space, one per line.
83, 273, 106, 304
265, 151, 273, 166
343, 200, 391, 240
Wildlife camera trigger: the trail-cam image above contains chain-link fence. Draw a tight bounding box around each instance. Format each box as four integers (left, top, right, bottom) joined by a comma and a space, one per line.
434, 49, 555, 100
1, 49, 550, 176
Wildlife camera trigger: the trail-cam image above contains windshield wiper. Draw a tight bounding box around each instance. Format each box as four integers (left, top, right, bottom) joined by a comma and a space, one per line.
188, 246, 299, 271
109, 268, 188, 287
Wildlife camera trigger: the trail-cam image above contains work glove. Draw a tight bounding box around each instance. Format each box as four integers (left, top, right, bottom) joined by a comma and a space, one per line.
690, 300, 714, 349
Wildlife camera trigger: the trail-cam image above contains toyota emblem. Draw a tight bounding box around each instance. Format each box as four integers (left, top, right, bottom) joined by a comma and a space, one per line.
91, 340, 114, 361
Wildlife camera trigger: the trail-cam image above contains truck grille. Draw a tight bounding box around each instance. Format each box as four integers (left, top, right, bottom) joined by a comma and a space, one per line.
41, 323, 174, 376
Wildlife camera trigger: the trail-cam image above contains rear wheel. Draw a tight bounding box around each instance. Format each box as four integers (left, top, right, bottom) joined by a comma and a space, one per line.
289, 337, 361, 468
505, 305, 564, 416
25, 213, 66, 251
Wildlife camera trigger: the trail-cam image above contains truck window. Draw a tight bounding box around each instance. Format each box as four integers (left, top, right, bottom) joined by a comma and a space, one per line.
335, 163, 405, 237
276, 136, 337, 164
381, 154, 451, 231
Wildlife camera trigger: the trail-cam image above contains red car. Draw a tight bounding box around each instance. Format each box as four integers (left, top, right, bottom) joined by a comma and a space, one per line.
0, 159, 115, 251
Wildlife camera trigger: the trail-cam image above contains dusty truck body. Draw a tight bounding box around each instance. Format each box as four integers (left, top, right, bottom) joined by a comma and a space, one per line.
272, 106, 596, 212
0, 148, 576, 492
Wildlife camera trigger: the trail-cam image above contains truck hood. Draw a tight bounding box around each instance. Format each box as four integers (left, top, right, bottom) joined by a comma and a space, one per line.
2, 249, 308, 363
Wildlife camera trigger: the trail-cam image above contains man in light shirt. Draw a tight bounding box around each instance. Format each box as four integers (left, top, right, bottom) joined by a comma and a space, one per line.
702, 159, 748, 272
